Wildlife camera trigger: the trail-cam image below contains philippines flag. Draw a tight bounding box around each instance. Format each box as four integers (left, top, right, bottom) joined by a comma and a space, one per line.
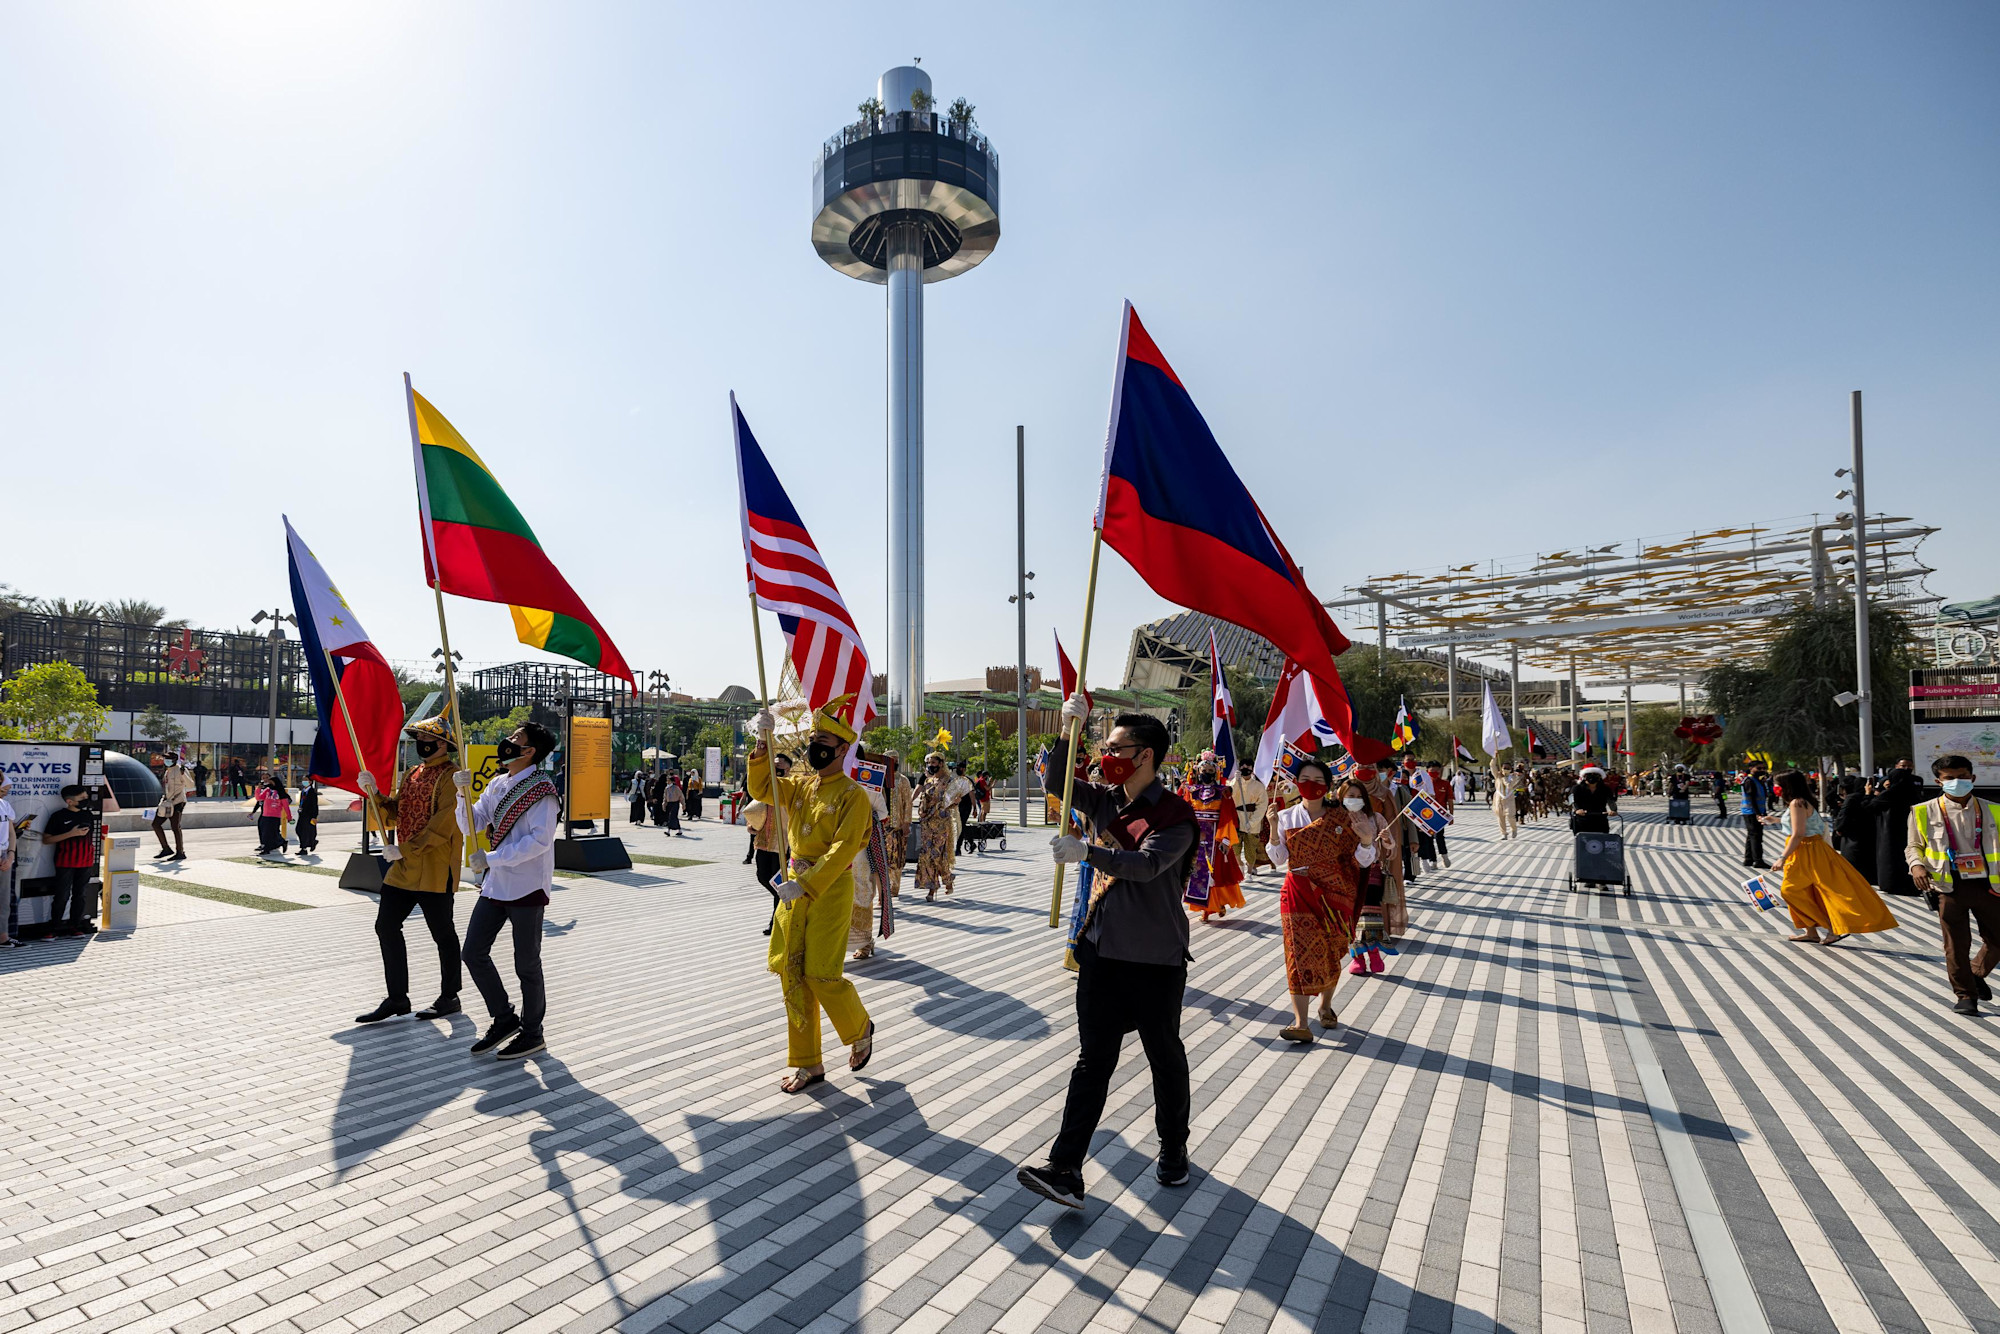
284, 518, 403, 797
1094, 303, 1354, 747
732, 395, 876, 736
1254, 658, 1338, 782
1053, 630, 1091, 710
1208, 628, 1237, 778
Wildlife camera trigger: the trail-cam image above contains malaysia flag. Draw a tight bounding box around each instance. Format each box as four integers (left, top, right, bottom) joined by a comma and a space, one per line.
285, 518, 403, 797
732, 395, 876, 736
1094, 302, 1354, 747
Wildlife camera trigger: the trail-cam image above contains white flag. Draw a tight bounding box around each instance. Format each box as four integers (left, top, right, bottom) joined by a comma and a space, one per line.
1480, 681, 1511, 758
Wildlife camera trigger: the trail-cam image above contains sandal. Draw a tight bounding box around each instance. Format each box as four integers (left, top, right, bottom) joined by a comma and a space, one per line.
849, 1020, 876, 1072
1788, 931, 1820, 943
780, 1068, 825, 1095
1279, 1025, 1315, 1044
1317, 1007, 1338, 1028
1818, 933, 1848, 946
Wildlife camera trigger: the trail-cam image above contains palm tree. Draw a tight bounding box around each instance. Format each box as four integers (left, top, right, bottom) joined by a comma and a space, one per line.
39, 597, 103, 620
103, 598, 187, 628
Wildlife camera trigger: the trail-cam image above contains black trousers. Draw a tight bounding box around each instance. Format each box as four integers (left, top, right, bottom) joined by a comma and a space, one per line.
1049, 939, 1191, 1171
755, 849, 783, 927
1938, 881, 2000, 1001
663, 801, 682, 831
463, 895, 546, 1037
50, 866, 95, 928
375, 887, 461, 1003
1744, 819, 1766, 866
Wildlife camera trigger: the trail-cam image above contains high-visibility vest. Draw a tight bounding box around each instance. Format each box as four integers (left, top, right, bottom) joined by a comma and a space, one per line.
1911, 799, 2000, 885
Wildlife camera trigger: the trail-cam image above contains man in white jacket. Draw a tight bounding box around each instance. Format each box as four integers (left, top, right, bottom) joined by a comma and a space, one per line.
456, 721, 561, 1059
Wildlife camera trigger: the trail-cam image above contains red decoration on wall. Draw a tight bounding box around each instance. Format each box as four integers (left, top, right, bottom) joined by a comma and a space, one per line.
164, 629, 207, 679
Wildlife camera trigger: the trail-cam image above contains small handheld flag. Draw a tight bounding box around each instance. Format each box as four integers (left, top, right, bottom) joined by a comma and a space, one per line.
854, 758, 888, 792
1743, 872, 1783, 913
1452, 735, 1476, 764
1403, 790, 1452, 834
1391, 696, 1420, 752
1277, 740, 1315, 780
1326, 751, 1358, 782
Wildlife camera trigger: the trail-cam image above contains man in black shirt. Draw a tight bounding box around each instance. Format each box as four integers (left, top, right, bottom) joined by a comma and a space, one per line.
41, 785, 98, 936
1571, 766, 1618, 834
1018, 701, 1199, 1211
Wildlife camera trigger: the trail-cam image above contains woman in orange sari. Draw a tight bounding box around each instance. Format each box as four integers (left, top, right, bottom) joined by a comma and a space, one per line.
1267, 759, 1362, 1043
1182, 750, 1246, 922
1769, 769, 1896, 944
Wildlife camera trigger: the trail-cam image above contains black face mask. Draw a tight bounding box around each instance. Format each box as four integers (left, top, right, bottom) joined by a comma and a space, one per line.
414, 739, 441, 759
496, 739, 525, 763
807, 741, 838, 771
926, 763, 941, 775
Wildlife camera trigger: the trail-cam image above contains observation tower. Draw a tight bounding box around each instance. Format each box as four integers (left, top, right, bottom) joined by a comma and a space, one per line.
813, 64, 1000, 726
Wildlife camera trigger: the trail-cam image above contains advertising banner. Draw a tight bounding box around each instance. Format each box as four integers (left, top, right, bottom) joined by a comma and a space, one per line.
705, 746, 722, 787
566, 715, 613, 822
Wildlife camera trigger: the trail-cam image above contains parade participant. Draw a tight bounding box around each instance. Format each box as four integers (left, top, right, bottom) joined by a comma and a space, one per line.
1358, 762, 1411, 940
747, 697, 876, 1094
1906, 755, 1998, 1014
1770, 769, 1895, 947
913, 753, 969, 900
749, 752, 792, 934
1391, 763, 1420, 884
355, 717, 465, 1024
1265, 763, 1368, 1041
457, 721, 560, 1058
1571, 765, 1617, 833
1020, 699, 1197, 1209
1514, 763, 1532, 825
1181, 750, 1246, 922
1340, 778, 1396, 976
1054, 745, 1099, 972
882, 756, 912, 897
1231, 766, 1271, 875
1740, 761, 1772, 868
847, 749, 896, 961
151, 757, 191, 861
1491, 764, 1520, 841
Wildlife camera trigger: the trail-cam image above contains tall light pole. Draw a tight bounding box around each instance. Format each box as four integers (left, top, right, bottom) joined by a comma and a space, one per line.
250, 609, 294, 775
646, 670, 670, 772
1837, 391, 1874, 775
1007, 425, 1034, 826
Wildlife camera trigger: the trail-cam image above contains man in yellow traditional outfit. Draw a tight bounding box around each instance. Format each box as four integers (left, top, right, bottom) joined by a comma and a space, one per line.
747, 695, 876, 1093
355, 716, 466, 1024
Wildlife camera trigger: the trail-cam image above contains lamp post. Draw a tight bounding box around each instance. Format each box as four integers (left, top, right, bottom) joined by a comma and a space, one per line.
249, 609, 295, 777
1836, 391, 1875, 775
646, 670, 671, 773
1007, 425, 1034, 827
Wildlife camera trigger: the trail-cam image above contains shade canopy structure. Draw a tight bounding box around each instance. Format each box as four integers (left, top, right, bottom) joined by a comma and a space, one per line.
1326, 513, 1940, 683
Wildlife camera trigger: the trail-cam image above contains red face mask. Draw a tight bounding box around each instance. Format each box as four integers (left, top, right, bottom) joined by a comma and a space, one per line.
1295, 780, 1329, 801
1098, 752, 1138, 785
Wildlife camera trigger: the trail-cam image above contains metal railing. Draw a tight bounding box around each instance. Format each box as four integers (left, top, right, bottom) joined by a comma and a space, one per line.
821, 112, 996, 167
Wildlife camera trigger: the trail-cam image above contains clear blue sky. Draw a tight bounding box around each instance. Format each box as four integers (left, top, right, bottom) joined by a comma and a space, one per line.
3, 2, 1994, 697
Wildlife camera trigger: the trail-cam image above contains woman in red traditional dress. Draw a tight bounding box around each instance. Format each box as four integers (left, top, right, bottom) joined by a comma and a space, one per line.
1267, 759, 1367, 1043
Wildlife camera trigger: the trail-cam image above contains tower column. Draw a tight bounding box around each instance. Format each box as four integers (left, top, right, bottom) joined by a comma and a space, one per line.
886, 222, 925, 726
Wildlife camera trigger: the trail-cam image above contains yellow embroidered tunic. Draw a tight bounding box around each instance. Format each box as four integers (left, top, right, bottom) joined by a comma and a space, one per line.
748, 750, 874, 1065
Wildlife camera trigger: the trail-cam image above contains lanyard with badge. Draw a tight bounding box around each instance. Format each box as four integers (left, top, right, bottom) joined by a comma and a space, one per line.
1941, 800, 1987, 879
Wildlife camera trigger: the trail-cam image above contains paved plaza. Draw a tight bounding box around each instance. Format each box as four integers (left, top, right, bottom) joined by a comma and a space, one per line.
4, 800, 1999, 1334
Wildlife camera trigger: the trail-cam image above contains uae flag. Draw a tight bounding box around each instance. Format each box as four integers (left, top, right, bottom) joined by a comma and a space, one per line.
407, 379, 634, 687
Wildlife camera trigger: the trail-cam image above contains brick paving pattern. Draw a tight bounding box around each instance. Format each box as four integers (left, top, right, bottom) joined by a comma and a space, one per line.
3, 798, 1996, 1333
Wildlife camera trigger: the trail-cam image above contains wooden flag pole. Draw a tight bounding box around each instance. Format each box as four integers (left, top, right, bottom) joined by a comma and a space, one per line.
748, 590, 789, 864
1049, 527, 1105, 928
403, 372, 467, 866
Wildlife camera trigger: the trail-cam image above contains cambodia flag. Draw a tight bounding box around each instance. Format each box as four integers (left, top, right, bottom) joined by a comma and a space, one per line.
1094, 302, 1354, 745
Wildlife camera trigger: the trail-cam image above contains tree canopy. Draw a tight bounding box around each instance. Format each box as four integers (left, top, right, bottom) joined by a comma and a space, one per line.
0, 661, 110, 741
1702, 603, 1914, 766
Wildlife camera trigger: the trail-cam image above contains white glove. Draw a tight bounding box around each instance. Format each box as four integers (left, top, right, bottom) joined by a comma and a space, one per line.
380, 844, 403, 863
772, 876, 805, 902
357, 771, 378, 796
753, 708, 777, 735
453, 770, 473, 790
1354, 844, 1378, 868
468, 847, 489, 873
1060, 693, 1090, 726
1050, 834, 1089, 864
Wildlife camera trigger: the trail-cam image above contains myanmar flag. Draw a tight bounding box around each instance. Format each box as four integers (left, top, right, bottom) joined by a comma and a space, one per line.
408, 382, 635, 687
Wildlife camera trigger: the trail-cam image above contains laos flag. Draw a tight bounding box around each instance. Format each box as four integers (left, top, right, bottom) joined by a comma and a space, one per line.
1095, 302, 1354, 746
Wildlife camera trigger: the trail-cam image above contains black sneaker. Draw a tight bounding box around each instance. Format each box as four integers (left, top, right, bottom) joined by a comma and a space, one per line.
1977, 977, 1993, 1002
415, 996, 461, 1020
151, 848, 174, 860
496, 1032, 546, 1059
1953, 997, 1979, 1016
1157, 1156, 1190, 1187
356, 999, 411, 1024
1016, 1163, 1086, 1210
470, 1014, 522, 1055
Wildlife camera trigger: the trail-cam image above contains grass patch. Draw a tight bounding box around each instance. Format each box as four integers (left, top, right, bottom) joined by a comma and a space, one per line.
139, 875, 310, 913
626, 854, 712, 868
223, 856, 344, 877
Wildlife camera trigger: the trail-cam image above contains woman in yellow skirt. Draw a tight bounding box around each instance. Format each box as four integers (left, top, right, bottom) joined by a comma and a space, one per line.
1769, 769, 1896, 944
